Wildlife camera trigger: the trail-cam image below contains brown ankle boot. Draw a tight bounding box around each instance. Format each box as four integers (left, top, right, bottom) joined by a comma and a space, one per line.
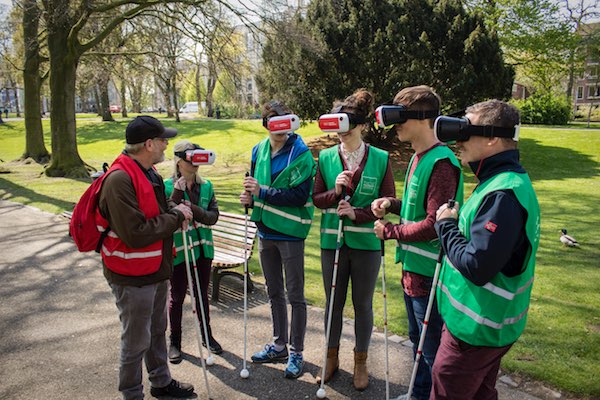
353, 350, 368, 391
317, 347, 339, 384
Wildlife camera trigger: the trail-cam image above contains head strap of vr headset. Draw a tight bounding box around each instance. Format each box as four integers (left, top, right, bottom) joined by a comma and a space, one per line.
464, 123, 517, 139
332, 105, 367, 125
174, 143, 203, 159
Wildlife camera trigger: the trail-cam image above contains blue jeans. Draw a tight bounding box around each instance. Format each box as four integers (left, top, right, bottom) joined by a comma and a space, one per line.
404, 292, 443, 400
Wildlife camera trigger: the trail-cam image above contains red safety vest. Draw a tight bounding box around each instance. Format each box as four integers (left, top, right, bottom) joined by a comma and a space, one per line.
96, 154, 163, 276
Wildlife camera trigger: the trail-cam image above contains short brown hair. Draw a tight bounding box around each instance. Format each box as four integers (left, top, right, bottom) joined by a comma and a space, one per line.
262, 100, 292, 119
466, 100, 520, 148
393, 85, 441, 127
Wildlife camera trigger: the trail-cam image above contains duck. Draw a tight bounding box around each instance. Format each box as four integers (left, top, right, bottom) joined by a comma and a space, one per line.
560, 229, 580, 247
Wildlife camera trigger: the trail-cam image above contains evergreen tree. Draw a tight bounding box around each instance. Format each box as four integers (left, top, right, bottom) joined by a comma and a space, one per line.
259, 0, 514, 126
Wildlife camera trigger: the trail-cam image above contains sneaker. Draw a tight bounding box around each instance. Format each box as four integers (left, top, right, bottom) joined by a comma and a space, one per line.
168, 344, 182, 364
284, 352, 304, 379
150, 379, 194, 398
251, 343, 288, 363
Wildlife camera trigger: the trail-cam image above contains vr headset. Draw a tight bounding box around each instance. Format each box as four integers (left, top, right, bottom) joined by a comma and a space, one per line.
318, 106, 367, 133
375, 105, 439, 128
174, 145, 216, 166
262, 101, 300, 134
266, 114, 300, 134
434, 116, 520, 143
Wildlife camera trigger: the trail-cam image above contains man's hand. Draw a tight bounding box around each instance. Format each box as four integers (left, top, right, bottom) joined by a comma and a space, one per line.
337, 199, 356, 220
373, 219, 389, 240
335, 171, 353, 196
243, 176, 260, 197
240, 191, 253, 207
173, 203, 193, 231
371, 198, 391, 218
436, 201, 460, 221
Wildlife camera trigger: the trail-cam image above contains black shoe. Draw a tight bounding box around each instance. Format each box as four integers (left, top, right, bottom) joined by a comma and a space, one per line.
168, 344, 182, 364
202, 336, 223, 355
150, 379, 194, 398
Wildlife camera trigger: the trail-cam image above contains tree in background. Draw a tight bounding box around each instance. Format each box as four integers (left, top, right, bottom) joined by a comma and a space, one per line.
259, 0, 513, 144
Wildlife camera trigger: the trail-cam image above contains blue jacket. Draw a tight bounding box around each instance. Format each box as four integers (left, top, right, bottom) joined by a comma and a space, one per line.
250, 133, 313, 240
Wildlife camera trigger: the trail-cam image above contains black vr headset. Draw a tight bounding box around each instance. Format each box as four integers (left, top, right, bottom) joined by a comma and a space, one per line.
434, 116, 520, 143
318, 105, 368, 133
174, 144, 216, 166
375, 105, 439, 128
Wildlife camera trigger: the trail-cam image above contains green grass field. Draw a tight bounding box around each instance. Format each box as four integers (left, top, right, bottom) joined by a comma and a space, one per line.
1, 117, 599, 397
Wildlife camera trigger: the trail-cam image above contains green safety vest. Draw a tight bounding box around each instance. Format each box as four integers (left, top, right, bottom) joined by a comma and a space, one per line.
164, 178, 215, 263
396, 145, 464, 277
318, 145, 389, 251
251, 137, 316, 239
437, 171, 540, 347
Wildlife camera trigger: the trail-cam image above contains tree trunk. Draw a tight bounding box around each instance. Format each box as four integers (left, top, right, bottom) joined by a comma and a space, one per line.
44, 24, 87, 178
93, 85, 101, 115
129, 79, 142, 113
195, 63, 202, 115
21, 0, 49, 162
120, 79, 128, 118
13, 86, 21, 118
99, 73, 114, 122
206, 59, 217, 118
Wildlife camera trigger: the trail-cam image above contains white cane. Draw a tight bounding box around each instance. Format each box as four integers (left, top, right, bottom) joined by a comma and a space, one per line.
381, 233, 390, 400
316, 193, 348, 399
406, 199, 454, 399
240, 171, 250, 379
182, 228, 212, 398
188, 224, 215, 366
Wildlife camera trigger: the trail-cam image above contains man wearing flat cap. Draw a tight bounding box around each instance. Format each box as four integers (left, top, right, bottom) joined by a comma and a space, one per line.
97, 116, 196, 399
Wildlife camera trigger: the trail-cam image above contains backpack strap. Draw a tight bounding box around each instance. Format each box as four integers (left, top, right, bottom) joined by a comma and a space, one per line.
95, 227, 111, 253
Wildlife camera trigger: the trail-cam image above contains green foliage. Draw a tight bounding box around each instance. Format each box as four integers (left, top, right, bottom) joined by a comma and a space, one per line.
1, 119, 600, 396
258, 0, 514, 119
512, 94, 572, 125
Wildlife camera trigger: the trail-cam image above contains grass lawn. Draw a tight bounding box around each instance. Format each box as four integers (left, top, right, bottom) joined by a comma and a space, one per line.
1, 117, 599, 397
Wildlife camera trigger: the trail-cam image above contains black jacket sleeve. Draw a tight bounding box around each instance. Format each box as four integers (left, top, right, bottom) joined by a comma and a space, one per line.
435, 190, 527, 286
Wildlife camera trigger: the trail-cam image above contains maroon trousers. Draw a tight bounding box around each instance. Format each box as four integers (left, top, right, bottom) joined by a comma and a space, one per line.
168, 257, 212, 338
430, 325, 512, 400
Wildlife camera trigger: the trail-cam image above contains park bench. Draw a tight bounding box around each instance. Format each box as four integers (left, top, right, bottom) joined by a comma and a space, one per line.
210, 211, 256, 303
62, 209, 257, 303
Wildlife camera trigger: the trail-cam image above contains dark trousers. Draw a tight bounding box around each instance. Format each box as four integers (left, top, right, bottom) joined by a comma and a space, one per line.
258, 238, 307, 353
404, 292, 443, 400
168, 257, 212, 340
431, 325, 512, 400
110, 281, 171, 400
321, 246, 381, 352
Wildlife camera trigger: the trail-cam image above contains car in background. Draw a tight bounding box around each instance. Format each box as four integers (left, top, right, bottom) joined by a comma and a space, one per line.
109, 105, 121, 113
179, 102, 199, 113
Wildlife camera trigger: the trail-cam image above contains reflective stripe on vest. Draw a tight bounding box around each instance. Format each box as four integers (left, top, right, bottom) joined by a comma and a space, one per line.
437, 171, 540, 347
99, 154, 163, 276
318, 145, 389, 250
250, 137, 316, 239
396, 146, 463, 277
164, 178, 215, 263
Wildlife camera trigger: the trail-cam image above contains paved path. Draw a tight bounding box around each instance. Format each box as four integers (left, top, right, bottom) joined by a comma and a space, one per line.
0, 200, 567, 400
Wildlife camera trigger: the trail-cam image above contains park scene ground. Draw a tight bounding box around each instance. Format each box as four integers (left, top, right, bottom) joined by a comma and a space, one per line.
0, 115, 599, 398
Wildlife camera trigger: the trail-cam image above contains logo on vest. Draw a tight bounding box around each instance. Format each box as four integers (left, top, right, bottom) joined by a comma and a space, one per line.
359, 176, 377, 195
